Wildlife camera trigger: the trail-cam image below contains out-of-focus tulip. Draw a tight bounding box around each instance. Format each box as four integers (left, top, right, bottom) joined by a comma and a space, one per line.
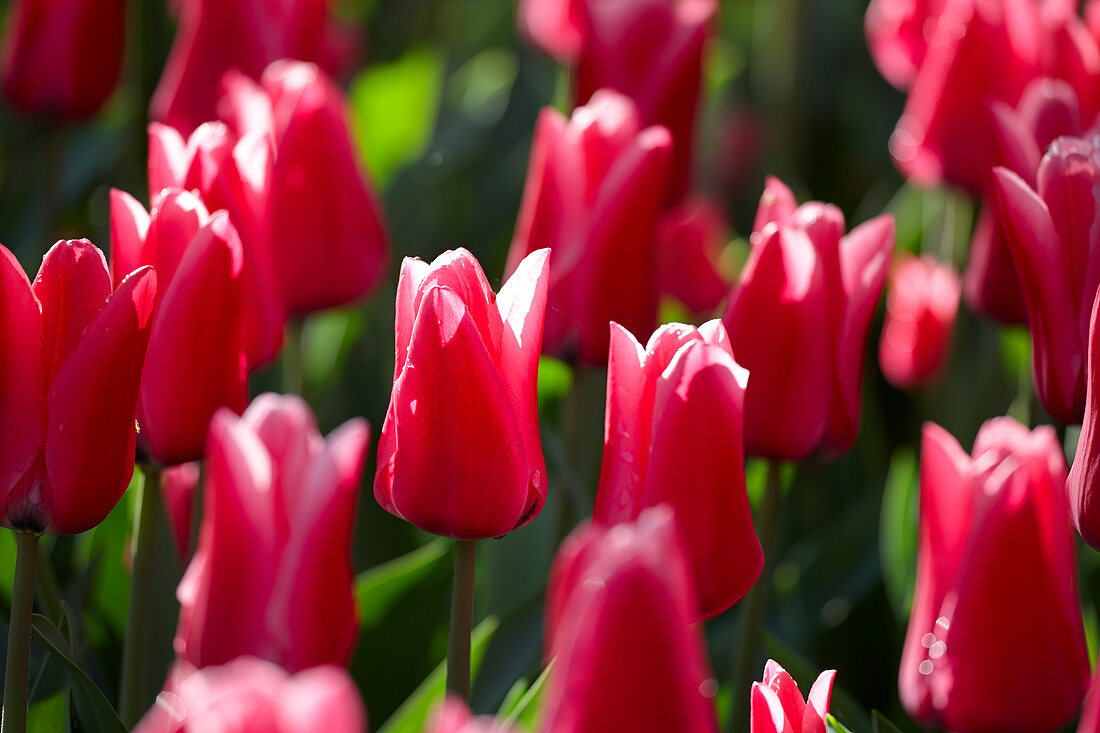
375, 248, 550, 539
426, 698, 516, 733
993, 135, 1100, 423
722, 177, 894, 461
506, 90, 671, 364
147, 122, 284, 367
594, 320, 761, 619
175, 394, 368, 671
658, 196, 731, 316
878, 254, 961, 388
750, 661, 836, 733
162, 462, 200, 560
151, 0, 356, 135
543, 506, 719, 733
0, 0, 126, 117
1068, 291, 1100, 549
134, 657, 367, 733
0, 240, 155, 534
218, 61, 389, 315
900, 419, 1089, 732
865, 0, 948, 90
1080, 666, 1100, 733
111, 188, 249, 466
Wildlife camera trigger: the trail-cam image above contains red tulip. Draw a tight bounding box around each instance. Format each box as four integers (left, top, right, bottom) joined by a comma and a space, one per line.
1067, 291, 1100, 549
994, 135, 1100, 423
134, 658, 367, 733
878, 254, 961, 389
864, 0, 948, 90
147, 121, 284, 367
1080, 666, 1100, 733
0, 240, 155, 534
543, 506, 719, 733
506, 90, 671, 364
426, 698, 516, 733
110, 188, 249, 466
175, 394, 368, 671
750, 661, 835, 733
0, 0, 126, 117
375, 248, 550, 539
900, 419, 1089, 732
218, 61, 390, 315
162, 462, 200, 560
150, 0, 356, 135
722, 177, 894, 460
594, 320, 761, 619
657, 196, 731, 316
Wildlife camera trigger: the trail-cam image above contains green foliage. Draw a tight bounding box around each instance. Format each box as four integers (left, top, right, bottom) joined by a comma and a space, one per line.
498, 660, 553, 730
355, 539, 450, 628
880, 448, 918, 620
27, 689, 70, 733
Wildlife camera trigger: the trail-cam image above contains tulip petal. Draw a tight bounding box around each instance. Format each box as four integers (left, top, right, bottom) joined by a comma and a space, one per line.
749, 682, 791, 733
1069, 291, 1100, 549
109, 189, 152, 288
147, 122, 190, 196
753, 176, 798, 234
277, 666, 368, 733
595, 323, 649, 526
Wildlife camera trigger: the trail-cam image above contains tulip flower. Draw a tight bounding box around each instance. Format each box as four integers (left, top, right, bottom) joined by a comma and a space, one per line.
0, 0, 126, 117
506, 90, 671, 364
900, 419, 1089, 732
658, 196, 731, 316
218, 61, 390, 315
376, 248, 550, 539
542, 506, 719, 733
878, 254, 961, 389
723, 177, 894, 461
426, 698, 516, 733
110, 188, 249, 466
134, 658, 367, 733
175, 393, 368, 671
162, 462, 200, 560
1080, 666, 1100, 733
864, 0, 948, 90
750, 661, 836, 733
151, 0, 356, 134
594, 320, 762, 619
994, 135, 1100, 423
0, 240, 155, 534
1068, 291, 1100, 549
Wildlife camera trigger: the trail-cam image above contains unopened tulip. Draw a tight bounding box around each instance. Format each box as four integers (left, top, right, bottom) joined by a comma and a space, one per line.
878, 254, 961, 388
375, 248, 550, 539
134, 657, 367, 733
0, 0, 126, 117
994, 135, 1100, 423
595, 320, 761, 618
723, 177, 894, 460
658, 196, 731, 315
900, 419, 1089, 732
1067, 291, 1100, 549
543, 506, 719, 733
175, 394, 368, 671
750, 661, 835, 733
1079, 666, 1100, 733
426, 698, 516, 733
110, 188, 248, 466
0, 240, 155, 534
218, 61, 389, 315
162, 462, 200, 560
151, 0, 356, 134
506, 90, 671, 364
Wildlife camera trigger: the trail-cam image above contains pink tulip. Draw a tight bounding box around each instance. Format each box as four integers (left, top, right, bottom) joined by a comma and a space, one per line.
426, 698, 516, 733
657, 196, 731, 316
506, 90, 671, 364
375, 248, 550, 539
594, 320, 762, 619
878, 254, 961, 388
1079, 666, 1100, 733
900, 419, 1089, 732
723, 177, 894, 460
1067, 291, 1100, 549
0, 240, 155, 534
162, 462, 200, 560
750, 661, 836, 733
864, 0, 949, 89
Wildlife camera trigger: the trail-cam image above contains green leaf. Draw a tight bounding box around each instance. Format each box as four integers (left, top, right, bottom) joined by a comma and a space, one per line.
30, 615, 127, 733
27, 688, 70, 733
880, 447, 918, 620
872, 709, 906, 733
537, 357, 573, 411
303, 308, 365, 393
827, 713, 854, 733
350, 48, 444, 189
446, 48, 519, 126
356, 539, 450, 628
377, 616, 500, 733
500, 660, 553, 730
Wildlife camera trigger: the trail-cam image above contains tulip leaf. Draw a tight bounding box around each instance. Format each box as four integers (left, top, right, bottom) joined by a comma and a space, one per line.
355, 538, 450, 628
499, 659, 553, 729
536, 357, 573, 411
30, 614, 127, 733
871, 710, 906, 733
827, 714, 854, 733
377, 616, 500, 733
880, 447, 918, 621
27, 688, 70, 733
763, 631, 871, 733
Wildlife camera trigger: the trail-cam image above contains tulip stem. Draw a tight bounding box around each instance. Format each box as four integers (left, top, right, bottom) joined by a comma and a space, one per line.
727, 460, 784, 733
2, 531, 40, 733
447, 539, 477, 701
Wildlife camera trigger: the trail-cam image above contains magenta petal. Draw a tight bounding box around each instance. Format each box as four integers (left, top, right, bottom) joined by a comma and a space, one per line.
147, 122, 190, 196
753, 176, 798, 233
109, 189, 152, 288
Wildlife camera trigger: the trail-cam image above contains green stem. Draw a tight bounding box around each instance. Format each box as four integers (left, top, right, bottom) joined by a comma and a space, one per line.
3, 532, 40, 733
446, 539, 477, 701
283, 318, 305, 395
727, 460, 784, 733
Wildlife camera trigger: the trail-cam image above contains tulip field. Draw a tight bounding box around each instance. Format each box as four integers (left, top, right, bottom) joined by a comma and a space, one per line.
4, 0, 1100, 731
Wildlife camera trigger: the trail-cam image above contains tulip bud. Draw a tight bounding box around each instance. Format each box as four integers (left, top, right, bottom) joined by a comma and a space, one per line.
723, 177, 894, 461
506, 90, 671, 364
1067, 290, 1100, 549
900, 419, 1089, 732
878, 254, 961, 389
595, 320, 761, 619
658, 196, 731, 316
542, 506, 719, 733
375, 248, 550, 539
162, 462, 200, 560
134, 658, 367, 733
0, 240, 155, 535
175, 394, 368, 671
0, 0, 126, 117
750, 661, 835, 733
426, 698, 516, 733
